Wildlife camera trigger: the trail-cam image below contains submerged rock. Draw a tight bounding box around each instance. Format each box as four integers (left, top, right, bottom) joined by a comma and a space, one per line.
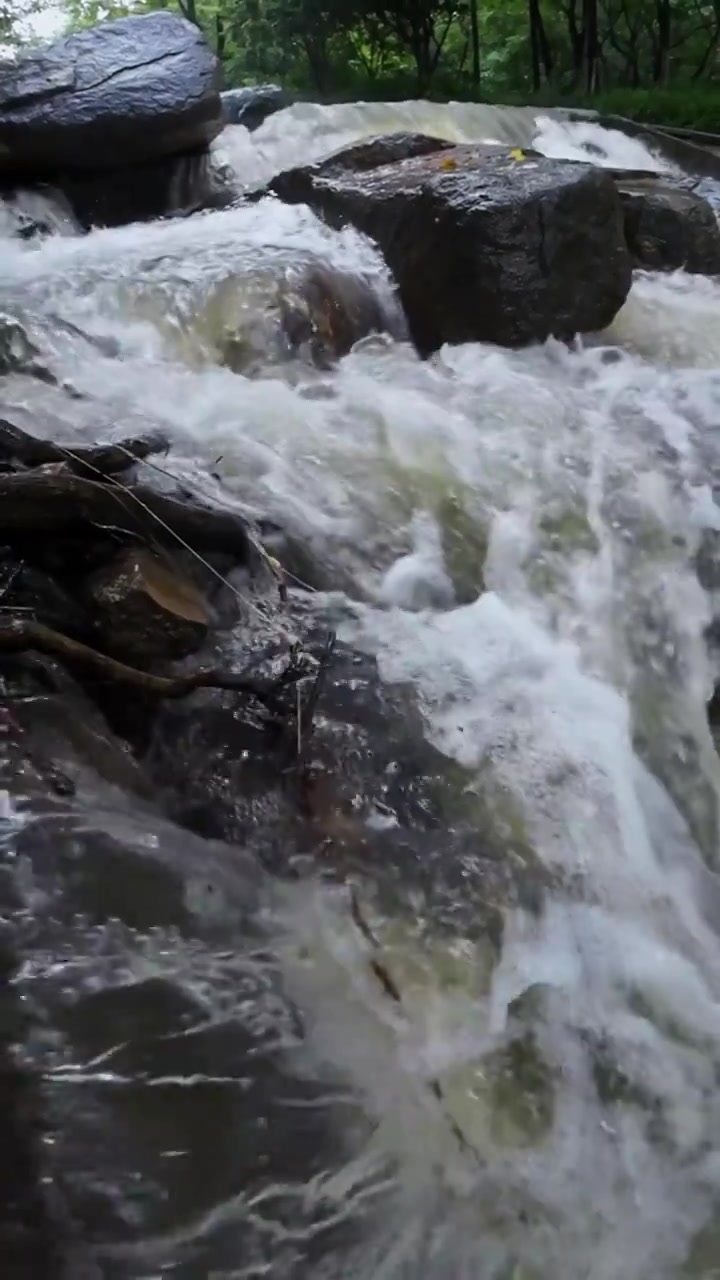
178, 256, 405, 374
0, 187, 80, 241
618, 178, 720, 275
0, 314, 54, 381
272, 143, 632, 352
0, 13, 222, 178
221, 85, 290, 131
278, 260, 405, 365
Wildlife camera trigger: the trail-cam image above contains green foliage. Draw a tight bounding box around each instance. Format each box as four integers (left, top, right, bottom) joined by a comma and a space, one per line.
12, 0, 720, 133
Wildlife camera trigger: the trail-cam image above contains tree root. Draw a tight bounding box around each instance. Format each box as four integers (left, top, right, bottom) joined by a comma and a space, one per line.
0, 418, 169, 477
0, 619, 307, 705
0, 471, 252, 558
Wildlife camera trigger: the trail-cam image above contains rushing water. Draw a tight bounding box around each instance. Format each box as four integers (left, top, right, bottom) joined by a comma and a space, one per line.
3, 102, 720, 1279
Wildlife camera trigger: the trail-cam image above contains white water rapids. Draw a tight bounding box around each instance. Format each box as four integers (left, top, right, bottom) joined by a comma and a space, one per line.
4, 102, 720, 1279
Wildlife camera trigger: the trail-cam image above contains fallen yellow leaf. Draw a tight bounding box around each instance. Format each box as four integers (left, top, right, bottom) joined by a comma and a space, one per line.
439, 156, 458, 170
510, 148, 526, 161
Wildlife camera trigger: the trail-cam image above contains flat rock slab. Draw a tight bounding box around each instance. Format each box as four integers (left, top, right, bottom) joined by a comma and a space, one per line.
0, 12, 222, 177
272, 143, 632, 352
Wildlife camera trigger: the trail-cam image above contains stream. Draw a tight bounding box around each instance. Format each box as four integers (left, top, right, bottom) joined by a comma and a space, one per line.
3, 101, 720, 1279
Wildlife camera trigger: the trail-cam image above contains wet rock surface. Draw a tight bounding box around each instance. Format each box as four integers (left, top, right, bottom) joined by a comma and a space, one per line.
0, 13, 222, 177
618, 178, 720, 275
190, 254, 405, 374
0, 13, 225, 230
0, 187, 80, 241
271, 132, 453, 205
221, 84, 290, 130
273, 143, 632, 351
86, 549, 210, 664
59, 148, 235, 229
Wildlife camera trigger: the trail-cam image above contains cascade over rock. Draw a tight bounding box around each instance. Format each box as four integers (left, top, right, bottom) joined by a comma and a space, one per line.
272, 141, 632, 351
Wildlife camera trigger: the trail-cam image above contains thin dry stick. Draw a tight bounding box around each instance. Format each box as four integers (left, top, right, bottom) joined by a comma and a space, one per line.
295, 631, 336, 758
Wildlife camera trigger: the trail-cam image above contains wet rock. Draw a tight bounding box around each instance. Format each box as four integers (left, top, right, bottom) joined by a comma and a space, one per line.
85, 548, 210, 663
271, 131, 453, 206
147, 602, 551, 944
0, 187, 80, 241
0, 659, 260, 931
201, 256, 405, 373
0, 559, 93, 637
618, 178, 720, 275
279, 260, 405, 365
0, 941, 99, 1280
272, 144, 632, 352
221, 85, 290, 131
0, 314, 54, 381
59, 148, 235, 229
0, 13, 222, 179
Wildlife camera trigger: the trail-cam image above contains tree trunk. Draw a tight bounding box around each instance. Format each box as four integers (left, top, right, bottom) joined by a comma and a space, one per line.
215, 10, 226, 61
529, 0, 553, 88
583, 0, 599, 91
470, 0, 481, 90
653, 0, 671, 84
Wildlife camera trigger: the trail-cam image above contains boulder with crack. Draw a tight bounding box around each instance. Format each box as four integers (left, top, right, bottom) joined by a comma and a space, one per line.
0, 12, 224, 228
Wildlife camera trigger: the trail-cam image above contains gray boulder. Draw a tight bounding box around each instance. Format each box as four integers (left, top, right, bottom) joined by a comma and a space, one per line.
0, 12, 222, 178
272, 142, 632, 352
617, 178, 720, 275
221, 85, 290, 131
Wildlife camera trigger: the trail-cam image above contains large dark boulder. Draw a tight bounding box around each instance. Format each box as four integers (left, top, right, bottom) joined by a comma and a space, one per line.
272, 132, 453, 205
617, 177, 720, 275
221, 85, 290, 131
0, 12, 222, 179
271, 143, 632, 352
